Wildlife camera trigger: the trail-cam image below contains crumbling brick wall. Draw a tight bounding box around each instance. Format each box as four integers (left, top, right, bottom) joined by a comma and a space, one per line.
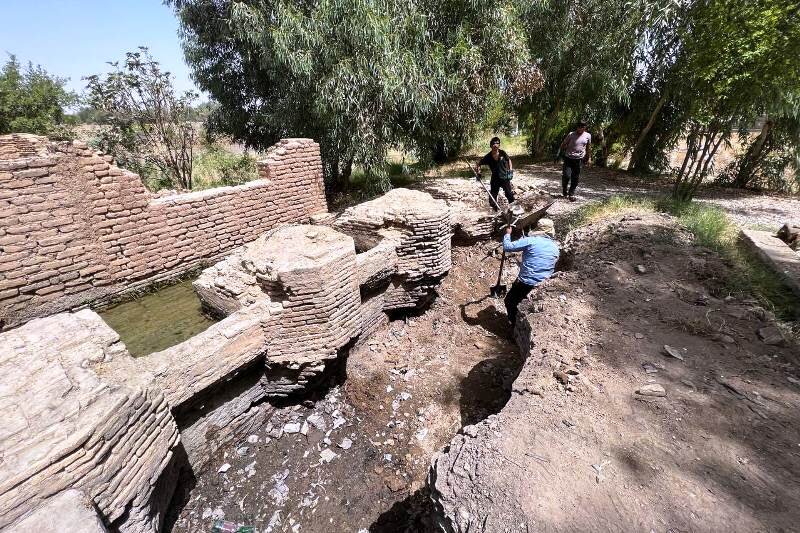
0, 134, 327, 328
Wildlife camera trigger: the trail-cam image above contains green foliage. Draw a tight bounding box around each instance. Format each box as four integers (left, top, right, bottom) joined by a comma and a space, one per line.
660, 0, 799, 198
0, 55, 77, 138
192, 143, 258, 190
85, 48, 198, 190
513, 0, 647, 156
168, 0, 528, 194
716, 116, 800, 192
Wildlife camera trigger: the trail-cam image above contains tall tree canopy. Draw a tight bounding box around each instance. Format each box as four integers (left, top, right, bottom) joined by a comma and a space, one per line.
169, 0, 529, 192
0, 55, 77, 137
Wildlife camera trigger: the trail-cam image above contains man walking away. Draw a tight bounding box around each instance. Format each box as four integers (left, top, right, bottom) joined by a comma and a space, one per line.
476, 137, 514, 210
559, 122, 591, 202
502, 219, 559, 326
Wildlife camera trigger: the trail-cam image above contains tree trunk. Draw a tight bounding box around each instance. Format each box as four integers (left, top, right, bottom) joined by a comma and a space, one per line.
629, 92, 668, 172
340, 157, 353, 190
733, 118, 773, 188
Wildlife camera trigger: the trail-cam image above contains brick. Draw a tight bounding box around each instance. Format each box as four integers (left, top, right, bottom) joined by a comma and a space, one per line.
35, 284, 64, 295
13, 168, 49, 179
0, 288, 20, 299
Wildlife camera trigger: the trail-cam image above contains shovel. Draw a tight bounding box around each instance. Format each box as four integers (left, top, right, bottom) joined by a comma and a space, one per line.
464, 160, 503, 212
489, 215, 520, 298
490, 249, 508, 298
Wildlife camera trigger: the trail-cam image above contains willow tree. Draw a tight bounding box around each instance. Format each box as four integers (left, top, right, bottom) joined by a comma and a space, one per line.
169, 0, 527, 194
513, 0, 645, 157
671, 0, 800, 200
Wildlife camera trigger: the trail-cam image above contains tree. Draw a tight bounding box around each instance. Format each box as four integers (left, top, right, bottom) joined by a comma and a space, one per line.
85, 48, 198, 190
169, 0, 527, 194
670, 0, 800, 200
0, 55, 77, 137
513, 0, 646, 157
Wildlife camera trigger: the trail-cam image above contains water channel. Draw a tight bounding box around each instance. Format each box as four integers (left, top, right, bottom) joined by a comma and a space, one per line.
98, 279, 217, 357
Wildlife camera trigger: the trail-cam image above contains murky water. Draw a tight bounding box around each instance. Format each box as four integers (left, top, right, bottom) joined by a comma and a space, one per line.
99, 279, 217, 357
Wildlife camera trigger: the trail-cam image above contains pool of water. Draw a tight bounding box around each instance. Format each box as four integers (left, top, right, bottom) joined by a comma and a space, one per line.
99, 279, 218, 357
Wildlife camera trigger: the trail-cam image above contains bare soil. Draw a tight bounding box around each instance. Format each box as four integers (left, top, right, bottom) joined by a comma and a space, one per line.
431, 212, 800, 532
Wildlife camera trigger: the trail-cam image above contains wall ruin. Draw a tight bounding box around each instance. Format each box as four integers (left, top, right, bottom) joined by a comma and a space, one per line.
0, 185, 462, 532
0, 134, 327, 329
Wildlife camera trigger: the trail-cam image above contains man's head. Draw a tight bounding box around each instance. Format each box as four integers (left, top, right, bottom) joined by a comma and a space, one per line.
576, 121, 587, 134
490, 137, 501, 152
529, 218, 555, 238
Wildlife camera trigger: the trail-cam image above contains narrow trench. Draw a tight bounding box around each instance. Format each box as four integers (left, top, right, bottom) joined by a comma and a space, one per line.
165, 240, 525, 533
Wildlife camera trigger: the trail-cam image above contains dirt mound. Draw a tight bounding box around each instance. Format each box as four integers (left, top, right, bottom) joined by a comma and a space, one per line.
430, 212, 800, 532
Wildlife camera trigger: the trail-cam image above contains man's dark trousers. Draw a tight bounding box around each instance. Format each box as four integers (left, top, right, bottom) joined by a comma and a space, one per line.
562, 157, 582, 195
490, 177, 515, 209
504, 279, 534, 325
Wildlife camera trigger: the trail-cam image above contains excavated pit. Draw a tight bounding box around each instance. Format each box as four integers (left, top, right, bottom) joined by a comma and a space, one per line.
0, 177, 557, 532
165, 239, 526, 533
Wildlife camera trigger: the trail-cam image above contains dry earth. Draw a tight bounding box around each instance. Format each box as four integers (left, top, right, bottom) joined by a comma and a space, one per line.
430, 212, 800, 532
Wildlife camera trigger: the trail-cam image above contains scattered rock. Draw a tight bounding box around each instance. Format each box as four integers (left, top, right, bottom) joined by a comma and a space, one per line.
246, 434, 259, 444
635, 265, 647, 274
642, 362, 659, 374
283, 422, 302, 434
553, 370, 572, 384
634, 332, 645, 339
636, 383, 666, 397
217, 463, 231, 474
339, 438, 353, 450
462, 426, 478, 437
663, 344, 685, 361
306, 413, 327, 431
757, 326, 785, 346
320, 449, 337, 463
712, 333, 736, 344
236, 446, 249, 456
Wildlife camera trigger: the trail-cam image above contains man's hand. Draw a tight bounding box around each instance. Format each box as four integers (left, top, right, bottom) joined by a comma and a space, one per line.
505, 226, 513, 235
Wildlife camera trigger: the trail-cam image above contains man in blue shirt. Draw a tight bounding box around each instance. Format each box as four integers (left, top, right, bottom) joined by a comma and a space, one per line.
502, 220, 560, 326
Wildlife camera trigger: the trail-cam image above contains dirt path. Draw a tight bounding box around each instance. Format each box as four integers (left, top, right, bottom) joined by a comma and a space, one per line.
511, 160, 800, 228
168, 241, 524, 532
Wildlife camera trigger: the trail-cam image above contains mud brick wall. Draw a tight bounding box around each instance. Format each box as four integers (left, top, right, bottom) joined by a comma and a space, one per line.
0, 311, 180, 533
334, 188, 452, 309
0, 134, 327, 328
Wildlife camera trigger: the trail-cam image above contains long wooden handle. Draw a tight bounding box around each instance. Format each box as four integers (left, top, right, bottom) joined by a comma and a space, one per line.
495, 249, 506, 286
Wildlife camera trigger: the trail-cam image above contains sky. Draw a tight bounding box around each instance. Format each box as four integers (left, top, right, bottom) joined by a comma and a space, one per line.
0, 1, 200, 98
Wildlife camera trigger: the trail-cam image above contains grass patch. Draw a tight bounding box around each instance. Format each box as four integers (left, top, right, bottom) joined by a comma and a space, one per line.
568, 195, 800, 322
192, 144, 259, 190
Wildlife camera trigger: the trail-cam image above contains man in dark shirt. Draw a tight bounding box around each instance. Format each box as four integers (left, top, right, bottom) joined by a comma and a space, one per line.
475, 137, 514, 210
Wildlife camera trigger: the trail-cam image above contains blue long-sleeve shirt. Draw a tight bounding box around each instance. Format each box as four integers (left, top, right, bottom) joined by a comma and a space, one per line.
503, 233, 560, 286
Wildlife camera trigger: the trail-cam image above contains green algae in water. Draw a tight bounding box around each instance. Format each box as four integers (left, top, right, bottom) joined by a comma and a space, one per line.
99, 279, 217, 357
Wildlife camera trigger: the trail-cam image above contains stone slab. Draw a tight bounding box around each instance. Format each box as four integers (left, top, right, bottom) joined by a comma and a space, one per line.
740, 229, 800, 297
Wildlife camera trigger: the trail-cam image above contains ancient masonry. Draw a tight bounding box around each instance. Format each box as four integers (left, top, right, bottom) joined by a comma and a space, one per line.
0, 133, 466, 531
0, 134, 327, 329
